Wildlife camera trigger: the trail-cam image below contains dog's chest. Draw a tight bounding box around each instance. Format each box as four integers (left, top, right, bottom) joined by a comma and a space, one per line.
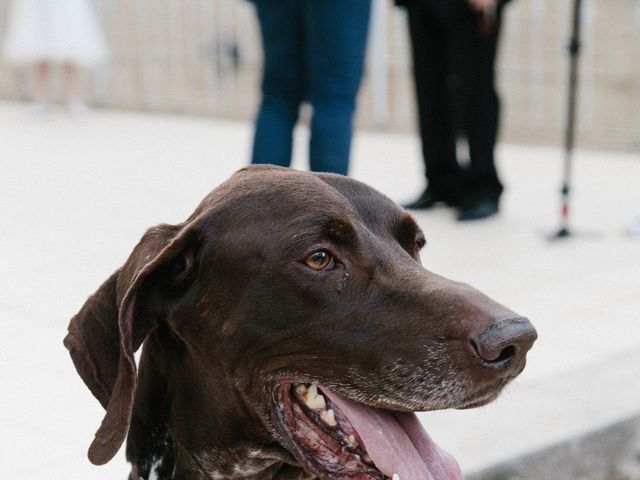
187, 446, 310, 479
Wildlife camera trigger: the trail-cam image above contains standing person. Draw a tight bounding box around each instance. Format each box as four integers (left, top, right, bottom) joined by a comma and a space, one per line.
249, 0, 372, 176
399, 0, 510, 220
2, 0, 109, 115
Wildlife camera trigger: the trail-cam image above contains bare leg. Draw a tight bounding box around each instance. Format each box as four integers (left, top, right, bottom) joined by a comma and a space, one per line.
32, 60, 50, 105
63, 62, 88, 115
63, 62, 79, 104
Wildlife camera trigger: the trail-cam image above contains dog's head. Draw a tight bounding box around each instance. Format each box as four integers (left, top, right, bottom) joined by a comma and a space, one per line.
65, 166, 536, 479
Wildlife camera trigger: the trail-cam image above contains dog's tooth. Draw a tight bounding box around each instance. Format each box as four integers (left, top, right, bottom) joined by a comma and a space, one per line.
392, 474, 400, 480
307, 393, 326, 410
306, 383, 318, 399
295, 384, 307, 395
303, 383, 326, 410
320, 409, 337, 427
345, 434, 358, 448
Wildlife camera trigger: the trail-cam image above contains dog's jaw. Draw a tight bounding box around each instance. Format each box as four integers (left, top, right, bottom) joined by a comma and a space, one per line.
270, 382, 463, 480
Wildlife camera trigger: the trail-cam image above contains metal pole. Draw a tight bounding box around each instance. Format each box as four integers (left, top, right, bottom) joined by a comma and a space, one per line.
554, 0, 582, 238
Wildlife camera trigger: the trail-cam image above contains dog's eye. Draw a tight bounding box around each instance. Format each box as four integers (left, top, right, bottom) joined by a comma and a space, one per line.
304, 250, 334, 271
416, 232, 426, 250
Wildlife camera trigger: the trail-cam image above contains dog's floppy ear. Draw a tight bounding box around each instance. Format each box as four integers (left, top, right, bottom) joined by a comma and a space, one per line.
64, 223, 198, 465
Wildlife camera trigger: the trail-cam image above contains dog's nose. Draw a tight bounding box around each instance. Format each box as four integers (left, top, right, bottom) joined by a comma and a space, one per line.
470, 317, 537, 369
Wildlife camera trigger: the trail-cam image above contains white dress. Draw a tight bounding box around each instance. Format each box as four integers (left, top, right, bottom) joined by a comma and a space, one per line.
3, 0, 109, 66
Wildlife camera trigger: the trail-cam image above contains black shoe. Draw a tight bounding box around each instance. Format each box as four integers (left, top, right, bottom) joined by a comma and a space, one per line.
403, 188, 457, 210
457, 198, 499, 221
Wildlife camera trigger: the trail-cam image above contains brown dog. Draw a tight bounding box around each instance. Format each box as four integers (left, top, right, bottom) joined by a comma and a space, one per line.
65, 165, 536, 480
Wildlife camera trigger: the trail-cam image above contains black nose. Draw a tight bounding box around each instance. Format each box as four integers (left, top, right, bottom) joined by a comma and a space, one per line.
470, 317, 537, 369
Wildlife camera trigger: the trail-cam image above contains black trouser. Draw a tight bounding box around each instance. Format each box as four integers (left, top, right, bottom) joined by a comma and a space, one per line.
406, 0, 504, 202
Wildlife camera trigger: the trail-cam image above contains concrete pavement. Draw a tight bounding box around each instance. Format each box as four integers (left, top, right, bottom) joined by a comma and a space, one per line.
1, 101, 639, 479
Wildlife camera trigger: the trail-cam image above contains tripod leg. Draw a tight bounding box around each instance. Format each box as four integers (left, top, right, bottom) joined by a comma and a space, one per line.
554, 0, 582, 239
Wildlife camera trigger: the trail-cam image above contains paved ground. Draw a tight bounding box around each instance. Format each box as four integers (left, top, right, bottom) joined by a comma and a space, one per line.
1, 101, 639, 478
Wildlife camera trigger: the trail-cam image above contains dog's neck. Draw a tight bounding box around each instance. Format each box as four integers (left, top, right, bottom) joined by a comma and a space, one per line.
126, 331, 312, 480
128, 442, 308, 480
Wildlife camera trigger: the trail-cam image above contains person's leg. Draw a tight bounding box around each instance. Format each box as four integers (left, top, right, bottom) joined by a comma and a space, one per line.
404, 2, 461, 208
62, 62, 78, 102
32, 60, 51, 105
305, 0, 371, 175
251, 0, 305, 167
447, 5, 504, 204
62, 61, 87, 114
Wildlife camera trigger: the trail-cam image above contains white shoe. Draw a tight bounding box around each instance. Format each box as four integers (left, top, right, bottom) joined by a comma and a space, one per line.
625, 217, 640, 236
68, 102, 89, 117
25, 103, 50, 117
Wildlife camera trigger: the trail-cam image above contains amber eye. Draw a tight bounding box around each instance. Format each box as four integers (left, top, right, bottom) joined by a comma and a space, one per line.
304, 250, 334, 271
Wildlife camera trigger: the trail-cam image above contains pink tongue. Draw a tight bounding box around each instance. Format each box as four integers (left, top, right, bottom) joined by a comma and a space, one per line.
322, 389, 463, 480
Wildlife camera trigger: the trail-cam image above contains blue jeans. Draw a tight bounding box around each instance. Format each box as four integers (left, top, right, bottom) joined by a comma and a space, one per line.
251, 0, 372, 175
